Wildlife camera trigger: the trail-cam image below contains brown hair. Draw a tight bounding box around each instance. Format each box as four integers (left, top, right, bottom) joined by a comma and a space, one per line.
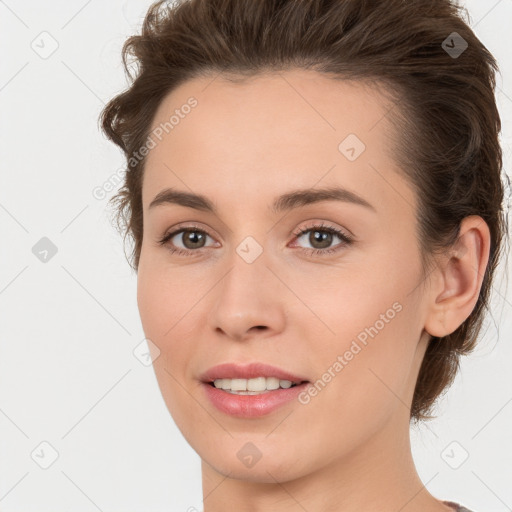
100, 0, 508, 422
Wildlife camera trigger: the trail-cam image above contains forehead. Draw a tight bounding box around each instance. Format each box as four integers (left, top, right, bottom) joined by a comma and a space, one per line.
142, 69, 414, 216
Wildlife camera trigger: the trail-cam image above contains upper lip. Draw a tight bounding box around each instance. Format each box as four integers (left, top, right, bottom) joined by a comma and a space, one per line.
199, 362, 309, 384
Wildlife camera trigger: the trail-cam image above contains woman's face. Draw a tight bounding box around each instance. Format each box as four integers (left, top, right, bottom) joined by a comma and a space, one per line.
137, 69, 432, 482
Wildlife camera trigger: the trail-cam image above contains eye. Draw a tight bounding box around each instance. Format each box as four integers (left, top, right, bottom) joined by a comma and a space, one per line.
157, 223, 217, 257
291, 222, 354, 256
157, 221, 354, 258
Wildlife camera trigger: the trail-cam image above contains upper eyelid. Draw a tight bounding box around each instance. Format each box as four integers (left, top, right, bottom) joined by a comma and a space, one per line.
165, 222, 344, 236
163, 222, 352, 246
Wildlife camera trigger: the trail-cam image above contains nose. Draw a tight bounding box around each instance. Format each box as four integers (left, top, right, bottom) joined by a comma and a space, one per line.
207, 254, 287, 342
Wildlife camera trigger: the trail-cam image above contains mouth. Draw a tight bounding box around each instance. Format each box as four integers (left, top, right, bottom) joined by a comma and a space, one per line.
199, 362, 310, 395
206, 377, 310, 395
198, 362, 311, 416
201, 378, 311, 418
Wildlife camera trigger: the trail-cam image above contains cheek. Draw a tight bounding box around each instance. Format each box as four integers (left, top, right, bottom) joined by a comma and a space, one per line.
136, 257, 198, 337
136, 264, 201, 424
136, 264, 187, 385
137, 266, 166, 339
299, 309, 417, 458
303, 256, 421, 416
136, 261, 209, 381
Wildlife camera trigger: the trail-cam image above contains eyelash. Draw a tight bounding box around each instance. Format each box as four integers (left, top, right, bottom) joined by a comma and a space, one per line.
156, 222, 354, 258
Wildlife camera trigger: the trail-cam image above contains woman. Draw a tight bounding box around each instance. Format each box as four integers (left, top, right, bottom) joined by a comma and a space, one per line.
100, 0, 507, 510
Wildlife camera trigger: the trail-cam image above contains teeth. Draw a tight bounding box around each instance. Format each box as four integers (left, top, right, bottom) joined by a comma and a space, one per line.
212, 377, 297, 393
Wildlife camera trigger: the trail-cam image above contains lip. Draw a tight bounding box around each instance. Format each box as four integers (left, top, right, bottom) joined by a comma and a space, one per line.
201, 381, 310, 418
199, 362, 308, 384
199, 362, 310, 418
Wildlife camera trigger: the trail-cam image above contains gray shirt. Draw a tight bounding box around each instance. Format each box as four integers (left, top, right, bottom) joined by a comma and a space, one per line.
443, 500, 475, 511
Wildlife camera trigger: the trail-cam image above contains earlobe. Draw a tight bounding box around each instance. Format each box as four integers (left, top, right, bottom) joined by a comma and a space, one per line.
423, 216, 490, 338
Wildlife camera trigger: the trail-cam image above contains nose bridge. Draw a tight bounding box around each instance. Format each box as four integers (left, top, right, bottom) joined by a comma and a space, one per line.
218, 236, 270, 310
208, 235, 285, 339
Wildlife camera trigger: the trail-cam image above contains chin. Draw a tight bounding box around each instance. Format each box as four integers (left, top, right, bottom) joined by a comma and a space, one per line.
196, 436, 314, 483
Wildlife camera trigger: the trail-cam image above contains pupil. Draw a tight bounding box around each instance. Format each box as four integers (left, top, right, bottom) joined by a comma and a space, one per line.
311, 230, 331, 249
184, 231, 205, 248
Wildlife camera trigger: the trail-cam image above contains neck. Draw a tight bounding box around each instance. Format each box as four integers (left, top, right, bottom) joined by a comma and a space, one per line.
200, 409, 450, 512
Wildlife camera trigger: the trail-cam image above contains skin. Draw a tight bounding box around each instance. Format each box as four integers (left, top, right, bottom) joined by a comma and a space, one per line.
136, 69, 490, 512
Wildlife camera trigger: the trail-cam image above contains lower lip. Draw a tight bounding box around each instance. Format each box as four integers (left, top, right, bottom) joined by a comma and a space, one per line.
202, 382, 310, 418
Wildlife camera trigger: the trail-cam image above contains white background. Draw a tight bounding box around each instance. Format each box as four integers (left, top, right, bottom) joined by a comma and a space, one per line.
1, 0, 511, 511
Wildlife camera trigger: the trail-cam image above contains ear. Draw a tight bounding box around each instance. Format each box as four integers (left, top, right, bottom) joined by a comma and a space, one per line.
424, 215, 491, 338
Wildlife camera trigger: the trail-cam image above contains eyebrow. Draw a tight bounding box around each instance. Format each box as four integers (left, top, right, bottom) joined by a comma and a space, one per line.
148, 186, 376, 214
